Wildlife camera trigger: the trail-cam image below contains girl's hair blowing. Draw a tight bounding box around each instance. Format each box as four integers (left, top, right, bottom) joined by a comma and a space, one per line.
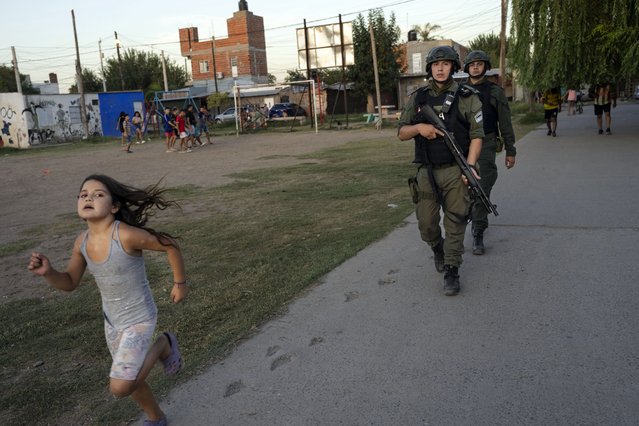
81, 174, 180, 246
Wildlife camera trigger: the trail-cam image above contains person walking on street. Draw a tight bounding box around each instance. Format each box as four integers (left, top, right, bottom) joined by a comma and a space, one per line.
590, 83, 617, 135
464, 50, 517, 255
398, 46, 484, 296
566, 89, 577, 115
542, 87, 561, 137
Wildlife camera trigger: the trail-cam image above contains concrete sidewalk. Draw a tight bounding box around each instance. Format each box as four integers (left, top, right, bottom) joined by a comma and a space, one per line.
155, 103, 639, 425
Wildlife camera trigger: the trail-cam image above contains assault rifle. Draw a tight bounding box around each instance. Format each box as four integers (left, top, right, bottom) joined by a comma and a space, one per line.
415, 104, 499, 216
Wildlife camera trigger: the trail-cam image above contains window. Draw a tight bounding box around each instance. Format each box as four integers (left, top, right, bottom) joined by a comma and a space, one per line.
68, 106, 81, 124
199, 61, 210, 73
231, 56, 238, 78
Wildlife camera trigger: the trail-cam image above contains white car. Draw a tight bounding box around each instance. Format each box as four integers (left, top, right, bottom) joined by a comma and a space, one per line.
214, 107, 237, 124
634, 85, 639, 100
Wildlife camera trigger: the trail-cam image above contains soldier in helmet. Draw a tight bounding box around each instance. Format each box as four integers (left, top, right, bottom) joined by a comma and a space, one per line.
464, 50, 516, 255
398, 46, 484, 296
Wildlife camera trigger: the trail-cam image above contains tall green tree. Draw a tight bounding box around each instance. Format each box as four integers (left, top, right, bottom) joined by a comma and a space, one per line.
68, 68, 103, 93
103, 49, 187, 95
510, 0, 639, 89
468, 33, 503, 67
350, 9, 402, 100
412, 23, 442, 41
0, 64, 40, 94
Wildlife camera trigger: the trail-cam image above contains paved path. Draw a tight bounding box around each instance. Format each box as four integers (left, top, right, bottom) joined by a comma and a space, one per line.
158, 104, 639, 425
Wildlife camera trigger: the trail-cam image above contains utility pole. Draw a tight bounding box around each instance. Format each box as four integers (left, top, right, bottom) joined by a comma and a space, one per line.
303, 19, 314, 126
98, 39, 107, 92
11, 46, 21, 93
210, 36, 219, 93
499, 0, 508, 89
339, 14, 349, 128
72, 9, 89, 138
114, 31, 125, 90
161, 51, 169, 91
369, 23, 383, 128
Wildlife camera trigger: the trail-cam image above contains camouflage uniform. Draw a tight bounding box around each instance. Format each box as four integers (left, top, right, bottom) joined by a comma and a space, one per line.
469, 77, 516, 237
398, 80, 484, 268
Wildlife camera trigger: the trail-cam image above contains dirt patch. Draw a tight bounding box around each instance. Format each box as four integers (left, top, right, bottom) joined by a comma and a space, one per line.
0, 127, 395, 303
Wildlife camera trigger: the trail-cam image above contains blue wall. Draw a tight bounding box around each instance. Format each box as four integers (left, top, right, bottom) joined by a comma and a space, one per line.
98, 92, 145, 137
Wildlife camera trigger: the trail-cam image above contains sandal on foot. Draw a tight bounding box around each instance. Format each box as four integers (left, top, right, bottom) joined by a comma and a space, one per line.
143, 415, 167, 426
162, 332, 183, 375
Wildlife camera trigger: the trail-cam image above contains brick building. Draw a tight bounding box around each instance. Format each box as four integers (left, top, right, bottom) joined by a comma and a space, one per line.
179, 0, 268, 90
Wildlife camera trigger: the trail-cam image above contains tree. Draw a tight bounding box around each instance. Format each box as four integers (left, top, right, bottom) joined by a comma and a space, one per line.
510, 0, 639, 89
102, 49, 187, 96
412, 23, 442, 41
0, 64, 40, 94
469, 33, 503, 67
283, 69, 307, 82
350, 9, 402, 100
68, 68, 103, 93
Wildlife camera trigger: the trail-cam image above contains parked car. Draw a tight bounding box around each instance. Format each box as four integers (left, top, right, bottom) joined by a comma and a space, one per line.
268, 103, 307, 118
214, 107, 237, 124
634, 85, 639, 100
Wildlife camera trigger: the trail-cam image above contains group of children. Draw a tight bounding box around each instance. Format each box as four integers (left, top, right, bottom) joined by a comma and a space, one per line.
162, 105, 212, 153
117, 111, 146, 153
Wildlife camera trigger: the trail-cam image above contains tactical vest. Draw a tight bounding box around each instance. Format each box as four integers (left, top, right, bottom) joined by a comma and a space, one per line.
413, 87, 471, 165
473, 81, 498, 135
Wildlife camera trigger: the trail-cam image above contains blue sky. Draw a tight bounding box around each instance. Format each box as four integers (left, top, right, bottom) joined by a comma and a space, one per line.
1, 0, 503, 92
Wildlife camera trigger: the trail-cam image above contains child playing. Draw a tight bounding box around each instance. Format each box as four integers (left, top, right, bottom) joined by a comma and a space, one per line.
175, 110, 191, 153
132, 111, 145, 144
163, 108, 177, 153
28, 174, 188, 426
122, 114, 133, 153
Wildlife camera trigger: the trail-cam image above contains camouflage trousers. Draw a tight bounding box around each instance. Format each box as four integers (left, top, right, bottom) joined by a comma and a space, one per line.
471, 137, 498, 234
414, 163, 471, 268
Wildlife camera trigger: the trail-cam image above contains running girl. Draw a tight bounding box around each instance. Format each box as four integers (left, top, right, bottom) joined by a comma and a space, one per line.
28, 174, 188, 426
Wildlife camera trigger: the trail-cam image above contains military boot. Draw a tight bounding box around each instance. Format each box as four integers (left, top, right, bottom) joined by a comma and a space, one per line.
432, 239, 445, 273
443, 265, 460, 296
472, 231, 485, 255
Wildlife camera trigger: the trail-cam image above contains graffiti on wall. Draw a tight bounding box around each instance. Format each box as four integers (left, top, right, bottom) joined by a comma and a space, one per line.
19, 96, 102, 145
0, 99, 28, 148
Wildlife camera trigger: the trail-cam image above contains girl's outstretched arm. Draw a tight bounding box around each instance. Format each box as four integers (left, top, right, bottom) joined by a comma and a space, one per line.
119, 223, 188, 303
28, 233, 87, 292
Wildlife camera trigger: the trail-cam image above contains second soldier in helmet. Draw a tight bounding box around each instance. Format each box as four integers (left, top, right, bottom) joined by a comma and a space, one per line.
464, 50, 517, 255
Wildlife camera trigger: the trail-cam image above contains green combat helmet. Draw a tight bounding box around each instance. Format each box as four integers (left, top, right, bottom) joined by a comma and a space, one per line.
463, 50, 492, 73
426, 46, 461, 77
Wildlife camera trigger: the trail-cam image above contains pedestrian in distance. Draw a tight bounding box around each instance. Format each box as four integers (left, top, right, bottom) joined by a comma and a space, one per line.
162, 108, 177, 153
116, 111, 126, 147
175, 110, 191, 153
590, 83, 617, 135
566, 88, 578, 115
197, 105, 212, 145
464, 50, 517, 255
122, 114, 133, 153
27, 174, 188, 426
132, 111, 145, 144
541, 87, 561, 137
398, 45, 484, 296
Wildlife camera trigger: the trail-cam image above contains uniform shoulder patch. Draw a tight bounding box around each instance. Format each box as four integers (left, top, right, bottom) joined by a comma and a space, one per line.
474, 111, 483, 123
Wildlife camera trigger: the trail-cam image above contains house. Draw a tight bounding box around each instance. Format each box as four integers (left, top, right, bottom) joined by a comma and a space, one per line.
397, 39, 470, 109
179, 0, 268, 96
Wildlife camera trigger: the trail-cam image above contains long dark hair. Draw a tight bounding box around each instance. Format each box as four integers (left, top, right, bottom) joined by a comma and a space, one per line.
81, 174, 180, 246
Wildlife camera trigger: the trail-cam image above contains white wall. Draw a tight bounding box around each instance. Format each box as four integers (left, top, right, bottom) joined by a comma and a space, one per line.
0, 93, 102, 148
0, 93, 28, 149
